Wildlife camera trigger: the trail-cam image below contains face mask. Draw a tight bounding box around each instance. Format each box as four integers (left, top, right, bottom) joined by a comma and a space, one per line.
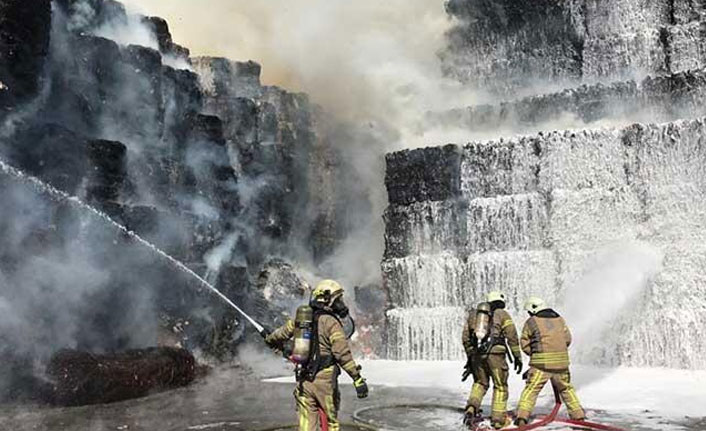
331, 297, 349, 318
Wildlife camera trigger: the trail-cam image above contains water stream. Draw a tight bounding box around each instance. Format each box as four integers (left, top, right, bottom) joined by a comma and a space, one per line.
0, 157, 264, 333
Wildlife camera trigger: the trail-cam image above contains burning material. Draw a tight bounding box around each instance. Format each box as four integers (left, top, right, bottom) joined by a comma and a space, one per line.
47, 347, 196, 406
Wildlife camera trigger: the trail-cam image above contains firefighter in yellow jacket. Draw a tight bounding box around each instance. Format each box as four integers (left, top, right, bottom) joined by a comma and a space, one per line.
515, 296, 585, 427
263, 280, 368, 431
462, 291, 522, 429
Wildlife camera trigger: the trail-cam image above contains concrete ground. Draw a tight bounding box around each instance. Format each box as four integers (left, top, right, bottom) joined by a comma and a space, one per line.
0, 363, 701, 431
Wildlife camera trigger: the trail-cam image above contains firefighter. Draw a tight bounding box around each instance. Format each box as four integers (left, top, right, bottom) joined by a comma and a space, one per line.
462, 291, 522, 429
514, 296, 585, 427
263, 279, 368, 431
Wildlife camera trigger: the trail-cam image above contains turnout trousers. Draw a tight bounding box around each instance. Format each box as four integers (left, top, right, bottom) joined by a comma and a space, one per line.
295, 366, 341, 431
466, 353, 510, 425
516, 366, 585, 421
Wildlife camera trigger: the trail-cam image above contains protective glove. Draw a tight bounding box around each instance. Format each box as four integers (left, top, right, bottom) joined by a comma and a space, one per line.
259, 327, 277, 349
461, 356, 474, 382
353, 376, 369, 399
513, 356, 523, 375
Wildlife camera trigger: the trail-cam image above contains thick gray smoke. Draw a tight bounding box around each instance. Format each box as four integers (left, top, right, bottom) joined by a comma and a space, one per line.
121, 0, 467, 124
117, 0, 679, 295
0, 0, 244, 400
0, 177, 162, 399
117, 0, 483, 292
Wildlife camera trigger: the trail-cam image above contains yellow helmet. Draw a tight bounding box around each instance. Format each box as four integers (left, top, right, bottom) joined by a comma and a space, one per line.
312, 279, 344, 306
524, 296, 549, 314
486, 291, 506, 303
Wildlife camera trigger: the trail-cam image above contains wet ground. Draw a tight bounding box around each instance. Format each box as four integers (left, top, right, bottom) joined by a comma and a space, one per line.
0, 364, 459, 431
0, 364, 701, 431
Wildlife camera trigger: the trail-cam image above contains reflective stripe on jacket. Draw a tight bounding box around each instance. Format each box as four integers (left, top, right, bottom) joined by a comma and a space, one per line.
265, 313, 361, 379
520, 310, 572, 371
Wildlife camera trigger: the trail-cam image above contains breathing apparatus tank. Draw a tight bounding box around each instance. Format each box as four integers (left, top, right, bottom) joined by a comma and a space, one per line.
473, 302, 492, 352
290, 304, 314, 364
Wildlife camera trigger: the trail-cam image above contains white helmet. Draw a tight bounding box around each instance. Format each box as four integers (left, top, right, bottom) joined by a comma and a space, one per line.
312, 279, 344, 306
524, 296, 549, 314
487, 291, 506, 303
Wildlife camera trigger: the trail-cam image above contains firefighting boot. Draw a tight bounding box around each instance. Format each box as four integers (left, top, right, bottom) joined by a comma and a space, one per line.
492, 414, 512, 429
463, 406, 478, 426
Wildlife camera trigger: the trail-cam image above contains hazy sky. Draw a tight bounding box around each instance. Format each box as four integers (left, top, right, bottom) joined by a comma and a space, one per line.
119, 1, 484, 150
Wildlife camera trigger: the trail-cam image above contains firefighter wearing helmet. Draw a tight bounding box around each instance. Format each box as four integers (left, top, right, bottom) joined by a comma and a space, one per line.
514, 296, 585, 427
263, 279, 368, 431
461, 291, 522, 429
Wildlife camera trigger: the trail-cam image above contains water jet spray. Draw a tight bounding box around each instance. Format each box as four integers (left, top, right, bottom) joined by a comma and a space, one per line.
0, 157, 267, 335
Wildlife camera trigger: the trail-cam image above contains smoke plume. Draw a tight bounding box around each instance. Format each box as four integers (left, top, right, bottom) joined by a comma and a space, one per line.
117, 0, 485, 291
121, 0, 470, 125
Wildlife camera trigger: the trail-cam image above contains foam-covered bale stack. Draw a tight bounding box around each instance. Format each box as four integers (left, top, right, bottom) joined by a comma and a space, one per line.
581, 0, 670, 80
384, 117, 706, 368
384, 139, 560, 360
442, 0, 706, 98
431, 68, 706, 139
405, 5, 706, 368
616, 120, 706, 368
665, 0, 706, 72
443, 0, 585, 96
392, 0, 706, 365
384, 145, 465, 360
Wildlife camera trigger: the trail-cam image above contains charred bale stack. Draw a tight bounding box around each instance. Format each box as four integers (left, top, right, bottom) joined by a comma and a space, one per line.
0, 0, 243, 363
0, 0, 362, 373
47, 347, 196, 406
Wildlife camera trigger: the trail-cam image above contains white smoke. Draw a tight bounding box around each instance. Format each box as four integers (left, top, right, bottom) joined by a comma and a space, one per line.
205, 233, 240, 275
0, 178, 160, 362
163, 54, 193, 71
93, 13, 158, 50
65, 0, 97, 31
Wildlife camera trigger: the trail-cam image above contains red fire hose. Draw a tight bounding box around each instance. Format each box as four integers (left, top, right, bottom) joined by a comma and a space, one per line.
555, 418, 626, 431
348, 383, 626, 431
499, 384, 625, 431
319, 409, 329, 431
490, 386, 562, 431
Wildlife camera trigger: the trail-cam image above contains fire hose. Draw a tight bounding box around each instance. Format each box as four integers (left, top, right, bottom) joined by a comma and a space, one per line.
350, 383, 626, 431
491, 385, 563, 431
554, 418, 625, 431
252, 390, 625, 431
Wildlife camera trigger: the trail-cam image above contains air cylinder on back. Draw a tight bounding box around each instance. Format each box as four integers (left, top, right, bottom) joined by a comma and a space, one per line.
474, 302, 492, 349
291, 305, 314, 364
